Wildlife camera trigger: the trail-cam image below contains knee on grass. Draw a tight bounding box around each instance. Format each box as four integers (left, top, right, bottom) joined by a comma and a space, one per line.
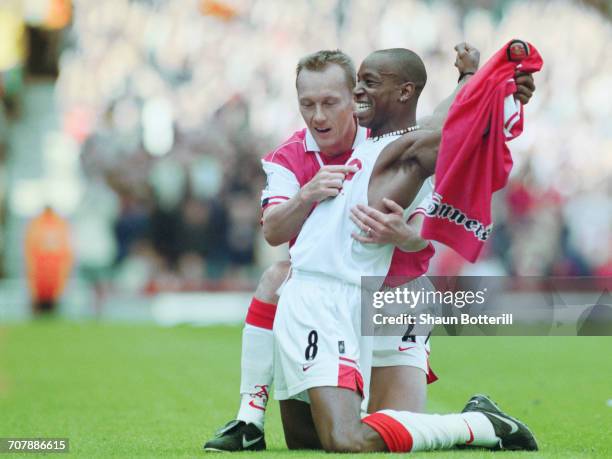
283, 427, 321, 450
285, 437, 314, 450
320, 428, 368, 453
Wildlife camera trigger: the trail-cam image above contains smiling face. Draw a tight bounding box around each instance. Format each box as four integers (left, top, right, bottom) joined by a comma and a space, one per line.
353, 53, 406, 136
354, 50, 425, 137
296, 63, 357, 156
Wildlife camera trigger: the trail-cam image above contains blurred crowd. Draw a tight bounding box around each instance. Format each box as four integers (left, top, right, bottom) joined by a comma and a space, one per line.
4, 0, 612, 294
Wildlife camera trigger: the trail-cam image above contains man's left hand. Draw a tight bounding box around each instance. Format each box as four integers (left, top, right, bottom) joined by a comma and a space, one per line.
514, 72, 535, 104
350, 198, 422, 249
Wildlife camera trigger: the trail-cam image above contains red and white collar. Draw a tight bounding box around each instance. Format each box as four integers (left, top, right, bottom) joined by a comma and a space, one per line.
304, 125, 368, 153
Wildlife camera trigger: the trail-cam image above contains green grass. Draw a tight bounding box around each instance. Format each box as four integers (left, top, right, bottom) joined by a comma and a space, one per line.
0, 320, 611, 457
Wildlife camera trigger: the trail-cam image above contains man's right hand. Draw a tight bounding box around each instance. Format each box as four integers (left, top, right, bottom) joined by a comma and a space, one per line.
298, 165, 358, 204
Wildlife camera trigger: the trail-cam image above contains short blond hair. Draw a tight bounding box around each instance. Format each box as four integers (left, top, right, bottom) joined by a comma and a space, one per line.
296, 49, 356, 91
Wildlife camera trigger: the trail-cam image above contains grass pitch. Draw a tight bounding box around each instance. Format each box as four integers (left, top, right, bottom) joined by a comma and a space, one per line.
1, 320, 611, 458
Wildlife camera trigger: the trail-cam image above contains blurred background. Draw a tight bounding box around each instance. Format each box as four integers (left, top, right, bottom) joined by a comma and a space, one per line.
0, 0, 611, 322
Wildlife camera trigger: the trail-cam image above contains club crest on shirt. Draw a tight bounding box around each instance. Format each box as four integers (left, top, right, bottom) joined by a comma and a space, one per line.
344, 158, 362, 181
507, 40, 529, 61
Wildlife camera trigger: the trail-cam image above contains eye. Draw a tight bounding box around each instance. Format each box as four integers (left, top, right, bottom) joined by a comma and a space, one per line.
365, 79, 377, 87
323, 100, 337, 106
300, 101, 313, 108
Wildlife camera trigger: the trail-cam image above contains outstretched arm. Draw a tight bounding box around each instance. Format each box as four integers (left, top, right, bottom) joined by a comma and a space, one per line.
419, 43, 481, 131
404, 43, 481, 174
403, 43, 535, 174
357, 43, 537, 243
373, 43, 481, 177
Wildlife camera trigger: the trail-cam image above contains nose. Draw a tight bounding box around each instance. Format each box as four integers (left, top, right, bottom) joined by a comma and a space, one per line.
313, 105, 326, 124
353, 83, 365, 98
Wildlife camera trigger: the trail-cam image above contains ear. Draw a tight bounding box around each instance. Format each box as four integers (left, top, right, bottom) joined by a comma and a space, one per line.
398, 82, 416, 103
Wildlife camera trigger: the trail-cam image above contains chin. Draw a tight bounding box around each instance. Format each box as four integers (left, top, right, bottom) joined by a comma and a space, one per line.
321, 141, 340, 152
356, 114, 371, 128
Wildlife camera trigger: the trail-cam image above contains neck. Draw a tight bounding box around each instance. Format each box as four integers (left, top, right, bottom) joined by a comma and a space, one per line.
370, 109, 417, 138
319, 119, 358, 157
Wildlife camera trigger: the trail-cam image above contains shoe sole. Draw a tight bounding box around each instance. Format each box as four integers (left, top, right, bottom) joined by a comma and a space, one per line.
203, 446, 229, 452
204, 445, 265, 453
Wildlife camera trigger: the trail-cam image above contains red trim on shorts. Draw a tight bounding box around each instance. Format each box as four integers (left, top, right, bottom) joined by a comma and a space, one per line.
245, 298, 277, 330
426, 359, 438, 384
339, 356, 357, 364
337, 364, 364, 397
362, 412, 413, 452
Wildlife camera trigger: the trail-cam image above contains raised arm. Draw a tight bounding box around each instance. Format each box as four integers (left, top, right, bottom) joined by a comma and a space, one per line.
419, 43, 481, 131
355, 43, 536, 246
399, 43, 535, 174
371, 43, 481, 178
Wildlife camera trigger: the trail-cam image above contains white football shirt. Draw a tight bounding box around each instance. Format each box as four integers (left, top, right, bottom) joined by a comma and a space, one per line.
289, 134, 430, 285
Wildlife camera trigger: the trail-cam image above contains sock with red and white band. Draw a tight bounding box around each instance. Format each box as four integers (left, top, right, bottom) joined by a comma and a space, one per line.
235, 298, 277, 430
362, 410, 498, 452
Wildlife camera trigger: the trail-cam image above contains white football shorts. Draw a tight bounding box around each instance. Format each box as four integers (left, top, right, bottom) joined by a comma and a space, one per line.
273, 270, 373, 402
372, 275, 437, 383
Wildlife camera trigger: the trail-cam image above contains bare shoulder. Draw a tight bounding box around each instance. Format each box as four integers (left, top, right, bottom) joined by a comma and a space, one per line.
400, 129, 441, 176
374, 131, 422, 171
404, 128, 441, 145
388, 128, 440, 152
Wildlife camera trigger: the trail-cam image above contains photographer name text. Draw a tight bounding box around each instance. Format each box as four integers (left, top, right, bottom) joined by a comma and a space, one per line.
372, 313, 513, 326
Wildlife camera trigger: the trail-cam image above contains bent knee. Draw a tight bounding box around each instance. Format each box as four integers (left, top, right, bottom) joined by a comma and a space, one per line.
283, 428, 320, 450
285, 437, 307, 450
321, 430, 365, 453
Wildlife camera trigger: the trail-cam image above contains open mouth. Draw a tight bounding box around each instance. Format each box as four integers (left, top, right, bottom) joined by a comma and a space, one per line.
355, 102, 372, 114
314, 127, 332, 134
